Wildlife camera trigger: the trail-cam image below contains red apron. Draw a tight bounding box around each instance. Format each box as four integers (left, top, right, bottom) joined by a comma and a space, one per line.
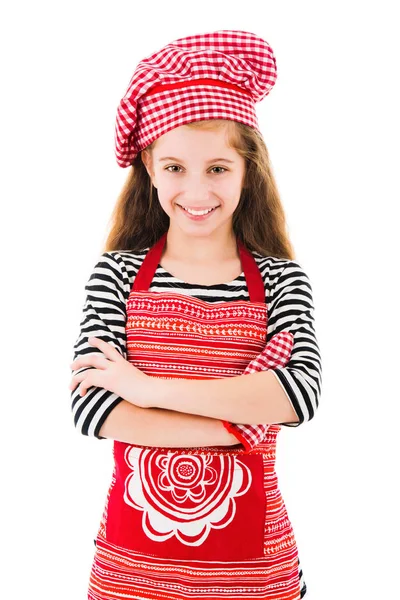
88, 232, 301, 600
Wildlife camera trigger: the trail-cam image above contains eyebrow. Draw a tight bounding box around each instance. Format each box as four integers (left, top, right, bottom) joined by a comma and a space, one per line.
158, 156, 235, 164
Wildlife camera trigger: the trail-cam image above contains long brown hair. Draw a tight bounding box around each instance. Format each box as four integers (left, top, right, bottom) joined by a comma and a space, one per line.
103, 119, 295, 259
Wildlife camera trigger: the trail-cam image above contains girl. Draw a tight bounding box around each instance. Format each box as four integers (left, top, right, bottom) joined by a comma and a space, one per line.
69, 30, 322, 600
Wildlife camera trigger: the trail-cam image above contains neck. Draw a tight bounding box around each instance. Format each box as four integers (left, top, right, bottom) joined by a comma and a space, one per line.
163, 227, 238, 264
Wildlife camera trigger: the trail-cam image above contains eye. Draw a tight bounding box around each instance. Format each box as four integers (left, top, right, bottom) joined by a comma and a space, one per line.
164, 165, 227, 174
165, 165, 183, 173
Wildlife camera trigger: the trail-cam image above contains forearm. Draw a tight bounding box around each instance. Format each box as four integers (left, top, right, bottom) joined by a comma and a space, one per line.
98, 400, 240, 447
151, 370, 300, 425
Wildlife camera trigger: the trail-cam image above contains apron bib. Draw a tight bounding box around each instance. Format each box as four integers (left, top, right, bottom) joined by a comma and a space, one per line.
89, 232, 301, 600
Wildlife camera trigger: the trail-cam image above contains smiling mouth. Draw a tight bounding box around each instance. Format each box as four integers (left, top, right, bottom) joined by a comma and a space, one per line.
177, 204, 220, 214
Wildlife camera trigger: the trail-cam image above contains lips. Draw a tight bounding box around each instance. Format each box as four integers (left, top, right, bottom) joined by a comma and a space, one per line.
177, 204, 219, 210
176, 203, 219, 220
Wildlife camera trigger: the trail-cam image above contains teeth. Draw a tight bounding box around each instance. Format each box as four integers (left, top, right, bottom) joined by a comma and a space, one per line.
180, 206, 216, 216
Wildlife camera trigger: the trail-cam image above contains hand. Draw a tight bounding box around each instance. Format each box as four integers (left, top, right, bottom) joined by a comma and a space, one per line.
69, 337, 153, 408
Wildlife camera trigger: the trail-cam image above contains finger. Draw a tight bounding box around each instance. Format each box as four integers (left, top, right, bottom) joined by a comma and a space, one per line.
69, 372, 85, 391
77, 376, 94, 396
87, 337, 123, 363
70, 370, 96, 394
71, 353, 109, 372
69, 372, 87, 391
78, 383, 87, 396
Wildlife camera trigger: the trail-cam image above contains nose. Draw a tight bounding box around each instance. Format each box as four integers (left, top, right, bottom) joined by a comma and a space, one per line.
181, 172, 212, 204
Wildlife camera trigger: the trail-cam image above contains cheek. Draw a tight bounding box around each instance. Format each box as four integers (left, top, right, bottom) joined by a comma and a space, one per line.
213, 178, 243, 202
156, 174, 180, 199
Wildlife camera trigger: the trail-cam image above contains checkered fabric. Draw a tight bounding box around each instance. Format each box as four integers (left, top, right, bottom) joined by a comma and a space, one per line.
222, 331, 294, 451
115, 30, 278, 167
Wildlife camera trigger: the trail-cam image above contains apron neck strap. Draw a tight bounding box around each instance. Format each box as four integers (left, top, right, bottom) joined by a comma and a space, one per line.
133, 231, 265, 303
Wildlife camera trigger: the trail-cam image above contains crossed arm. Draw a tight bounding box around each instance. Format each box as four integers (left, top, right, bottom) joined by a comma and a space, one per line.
72, 254, 319, 446
99, 401, 240, 447
99, 369, 298, 446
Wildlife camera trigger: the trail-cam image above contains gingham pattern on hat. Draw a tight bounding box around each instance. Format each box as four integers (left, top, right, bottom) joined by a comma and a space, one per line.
115, 30, 278, 167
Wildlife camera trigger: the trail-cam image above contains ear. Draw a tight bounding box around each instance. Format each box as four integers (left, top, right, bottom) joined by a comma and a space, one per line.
141, 150, 157, 188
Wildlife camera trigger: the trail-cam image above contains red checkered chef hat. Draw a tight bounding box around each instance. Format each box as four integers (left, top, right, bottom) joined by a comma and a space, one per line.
114, 30, 278, 168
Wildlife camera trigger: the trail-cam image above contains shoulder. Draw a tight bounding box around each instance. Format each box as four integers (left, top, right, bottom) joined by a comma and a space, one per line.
104, 248, 149, 275
92, 248, 152, 275
86, 249, 149, 301
251, 250, 308, 280
250, 251, 313, 298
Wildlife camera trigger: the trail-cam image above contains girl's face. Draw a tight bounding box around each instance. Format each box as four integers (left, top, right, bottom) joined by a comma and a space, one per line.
141, 123, 246, 240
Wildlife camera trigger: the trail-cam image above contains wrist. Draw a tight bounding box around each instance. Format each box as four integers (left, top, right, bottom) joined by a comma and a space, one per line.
146, 375, 171, 409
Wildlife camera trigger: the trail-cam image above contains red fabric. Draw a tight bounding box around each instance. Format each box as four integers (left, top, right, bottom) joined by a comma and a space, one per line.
88, 234, 301, 599
114, 30, 278, 167
107, 444, 266, 561
144, 78, 254, 98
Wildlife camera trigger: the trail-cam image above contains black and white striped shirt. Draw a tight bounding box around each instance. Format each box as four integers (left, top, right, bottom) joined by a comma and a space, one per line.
71, 247, 322, 440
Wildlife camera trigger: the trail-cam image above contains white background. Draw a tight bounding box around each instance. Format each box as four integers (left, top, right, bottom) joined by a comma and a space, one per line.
1, 1, 399, 598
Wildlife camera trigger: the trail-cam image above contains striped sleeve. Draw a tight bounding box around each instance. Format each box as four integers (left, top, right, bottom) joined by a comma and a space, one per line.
266, 260, 322, 427
70, 252, 130, 438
